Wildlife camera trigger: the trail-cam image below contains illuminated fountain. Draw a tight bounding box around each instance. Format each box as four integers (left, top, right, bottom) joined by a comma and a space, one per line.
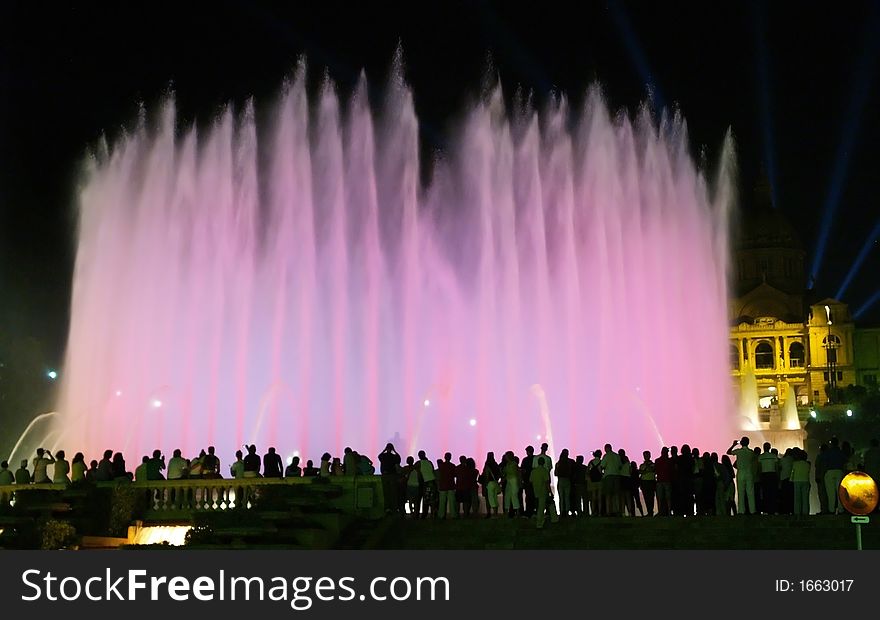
51, 58, 737, 463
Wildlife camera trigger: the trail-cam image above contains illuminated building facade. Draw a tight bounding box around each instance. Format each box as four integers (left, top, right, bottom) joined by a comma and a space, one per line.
730, 200, 858, 425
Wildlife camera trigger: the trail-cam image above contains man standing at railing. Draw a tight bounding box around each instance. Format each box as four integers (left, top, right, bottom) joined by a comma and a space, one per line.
243, 445, 261, 478
32, 448, 54, 484
230, 450, 245, 478
168, 449, 188, 480
378, 443, 401, 514
15, 460, 30, 485
203, 446, 221, 478
264, 447, 283, 478
147, 449, 166, 480
0, 461, 13, 485
167, 449, 188, 509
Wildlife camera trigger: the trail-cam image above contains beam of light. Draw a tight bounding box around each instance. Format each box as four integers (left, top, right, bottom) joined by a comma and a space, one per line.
8, 412, 58, 467
608, 0, 666, 115
476, 2, 554, 94
854, 289, 880, 321
809, 5, 880, 289
835, 217, 880, 300
751, 0, 778, 208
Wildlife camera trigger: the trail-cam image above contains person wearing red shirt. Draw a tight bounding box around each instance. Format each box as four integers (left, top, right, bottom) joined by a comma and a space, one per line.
437, 452, 457, 519
654, 447, 674, 516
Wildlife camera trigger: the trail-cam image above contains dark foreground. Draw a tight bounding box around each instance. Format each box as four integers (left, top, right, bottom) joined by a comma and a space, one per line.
347, 513, 876, 550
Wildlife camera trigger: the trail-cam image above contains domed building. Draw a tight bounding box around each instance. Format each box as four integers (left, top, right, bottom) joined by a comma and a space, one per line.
730, 191, 856, 423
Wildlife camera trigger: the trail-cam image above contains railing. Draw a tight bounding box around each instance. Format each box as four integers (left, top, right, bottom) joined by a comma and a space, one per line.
0, 475, 385, 519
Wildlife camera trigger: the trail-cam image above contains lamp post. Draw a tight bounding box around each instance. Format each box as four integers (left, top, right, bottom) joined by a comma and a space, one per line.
824, 305, 837, 404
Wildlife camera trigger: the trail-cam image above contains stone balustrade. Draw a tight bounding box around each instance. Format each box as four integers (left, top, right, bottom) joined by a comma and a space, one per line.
0, 474, 384, 520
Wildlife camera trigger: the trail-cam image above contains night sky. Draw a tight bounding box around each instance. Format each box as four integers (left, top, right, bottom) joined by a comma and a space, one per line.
2, 0, 879, 370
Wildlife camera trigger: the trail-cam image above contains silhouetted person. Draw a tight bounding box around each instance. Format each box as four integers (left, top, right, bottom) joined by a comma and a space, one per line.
502, 451, 521, 518
263, 447, 283, 478
718, 455, 736, 515
404, 456, 422, 515
628, 458, 644, 516
675, 444, 694, 516
697, 452, 715, 515
522, 445, 536, 516
32, 448, 54, 483
303, 459, 319, 477
555, 449, 573, 516
639, 451, 656, 517
815, 444, 829, 513
230, 450, 245, 478
189, 450, 205, 478
669, 446, 680, 513
531, 456, 559, 528
536, 443, 553, 472
0, 460, 13, 485
135, 456, 150, 482
587, 450, 603, 515
319, 453, 332, 477
168, 449, 188, 480
758, 442, 779, 514
243, 445, 261, 477
146, 449, 165, 480
437, 452, 457, 518
654, 447, 673, 516
15, 460, 30, 485
824, 437, 847, 514
418, 450, 438, 518
343, 447, 359, 475
481, 452, 501, 518
71, 453, 86, 483
379, 443, 401, 513
779, 448, 795, 515
96, 450, 113, 481
455, 456, 477, 517
572, 455, 587, 515
112, 452, 132, 481
600, 443, 622, 516
202, 446, 220, 478
727, 436, 756, 515
52, 450, 70, 485
285, 456, 302, 477
792, 448, 812, 516
85, 460, 99, 483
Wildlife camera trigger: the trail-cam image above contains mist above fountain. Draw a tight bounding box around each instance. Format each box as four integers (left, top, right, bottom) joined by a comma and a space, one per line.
55, 58, 736, 463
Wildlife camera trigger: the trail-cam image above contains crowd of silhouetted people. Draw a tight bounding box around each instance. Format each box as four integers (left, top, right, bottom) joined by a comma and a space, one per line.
2, 435, 878, 526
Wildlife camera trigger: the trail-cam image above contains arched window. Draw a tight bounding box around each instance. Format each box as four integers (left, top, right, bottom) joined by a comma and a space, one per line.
823, 335, 841, 364
789, 341, 805, 367
755, 341, 774, 369
730, 344, 740, 370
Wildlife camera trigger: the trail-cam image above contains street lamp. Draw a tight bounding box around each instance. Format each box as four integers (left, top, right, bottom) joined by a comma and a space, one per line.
825, 305, 837, 404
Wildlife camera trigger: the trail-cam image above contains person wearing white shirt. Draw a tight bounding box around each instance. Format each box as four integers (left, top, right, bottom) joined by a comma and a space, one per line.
600, 444, 622, 516
727, 437, 757, 514
32, 448, 55, 484
167, 449, 189, 480
52, 450, 71, 485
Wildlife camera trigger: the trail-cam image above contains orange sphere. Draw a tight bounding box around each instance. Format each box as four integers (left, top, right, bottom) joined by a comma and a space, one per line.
838, 471, 879, 516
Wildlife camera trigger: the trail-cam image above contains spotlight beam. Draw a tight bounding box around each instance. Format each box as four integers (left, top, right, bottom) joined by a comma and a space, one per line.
809, 5, 880, 288
854, 289, 880, 321
835, 217, 880, 300
608, 0, 666, 115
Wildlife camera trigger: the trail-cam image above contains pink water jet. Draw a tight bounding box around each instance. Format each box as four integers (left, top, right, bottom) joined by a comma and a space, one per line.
56, 60, 737, 463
